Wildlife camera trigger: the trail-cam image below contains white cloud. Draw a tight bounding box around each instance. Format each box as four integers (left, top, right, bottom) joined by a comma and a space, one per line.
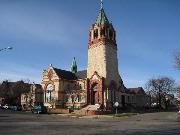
0, 62, 41, 83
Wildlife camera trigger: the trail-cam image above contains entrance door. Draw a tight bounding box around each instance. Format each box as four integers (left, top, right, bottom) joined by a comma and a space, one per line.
91, 83, 99, 105
121, 95, 125, 107
91, 91, 99, 105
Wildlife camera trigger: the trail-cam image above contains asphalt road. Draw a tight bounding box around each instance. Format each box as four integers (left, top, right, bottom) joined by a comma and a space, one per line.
0, 108, 180, 135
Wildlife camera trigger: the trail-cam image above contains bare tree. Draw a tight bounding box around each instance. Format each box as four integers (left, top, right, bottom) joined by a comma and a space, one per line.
176, 86, 180, 108
175, 52, 180, 70
146, 77, 175, 109
177, 86, 180, 98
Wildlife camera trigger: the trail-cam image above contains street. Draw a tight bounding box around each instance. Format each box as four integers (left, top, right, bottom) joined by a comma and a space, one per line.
0, 109, 180, 135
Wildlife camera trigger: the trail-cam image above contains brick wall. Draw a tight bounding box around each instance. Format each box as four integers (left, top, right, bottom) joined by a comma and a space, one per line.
47, 108, 71, 114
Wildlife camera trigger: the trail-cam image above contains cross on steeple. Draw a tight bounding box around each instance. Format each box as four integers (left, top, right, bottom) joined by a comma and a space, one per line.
100, 0, 103, 9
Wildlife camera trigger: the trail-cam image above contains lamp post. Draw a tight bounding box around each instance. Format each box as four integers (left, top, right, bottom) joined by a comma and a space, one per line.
0, 47, 13, 52
114, 102, 119, 115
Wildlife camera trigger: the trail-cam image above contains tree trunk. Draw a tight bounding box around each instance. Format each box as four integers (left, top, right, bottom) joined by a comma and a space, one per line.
158, 92, 162, 109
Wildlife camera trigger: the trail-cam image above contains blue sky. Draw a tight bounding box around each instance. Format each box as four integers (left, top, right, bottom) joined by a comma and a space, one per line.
0, 0, 180, 88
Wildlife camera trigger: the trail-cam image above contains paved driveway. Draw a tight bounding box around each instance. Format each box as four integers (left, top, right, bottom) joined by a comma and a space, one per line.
0, 109, 180, 135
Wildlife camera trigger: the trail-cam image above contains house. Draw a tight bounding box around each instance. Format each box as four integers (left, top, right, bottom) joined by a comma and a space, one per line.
21, 83, 43, 110
127, 87, 150, 108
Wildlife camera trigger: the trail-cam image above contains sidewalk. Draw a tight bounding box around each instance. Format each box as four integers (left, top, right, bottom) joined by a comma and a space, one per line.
55, 112, 138, 119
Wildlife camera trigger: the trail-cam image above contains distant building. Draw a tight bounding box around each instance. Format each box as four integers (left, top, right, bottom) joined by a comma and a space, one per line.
21, 83, 43, 110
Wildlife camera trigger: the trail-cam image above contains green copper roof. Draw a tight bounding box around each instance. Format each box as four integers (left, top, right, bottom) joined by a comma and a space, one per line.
95, 8, 109, 25
71, 57, 77, 73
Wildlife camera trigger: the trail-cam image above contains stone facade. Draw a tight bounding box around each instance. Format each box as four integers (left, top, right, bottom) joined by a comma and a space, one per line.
41, 66, 87, 109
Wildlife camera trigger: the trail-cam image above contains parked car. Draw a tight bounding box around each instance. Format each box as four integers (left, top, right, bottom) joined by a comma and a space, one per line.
8, 105, 17, 111
17, 105, 22, 111
31, 103, 47, 114
2, 104, 9, 109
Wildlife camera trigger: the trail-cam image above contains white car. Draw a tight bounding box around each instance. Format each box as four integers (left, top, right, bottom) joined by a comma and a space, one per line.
3, 104, 9, 109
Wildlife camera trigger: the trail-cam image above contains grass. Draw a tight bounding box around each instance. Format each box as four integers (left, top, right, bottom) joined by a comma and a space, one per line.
108, 113, 138, 118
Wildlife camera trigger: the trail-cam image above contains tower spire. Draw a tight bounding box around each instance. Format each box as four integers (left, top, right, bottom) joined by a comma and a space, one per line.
71, 57, 77, 73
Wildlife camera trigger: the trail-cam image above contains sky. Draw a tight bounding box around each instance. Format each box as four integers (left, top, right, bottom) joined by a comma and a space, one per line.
0, 0, 180, 88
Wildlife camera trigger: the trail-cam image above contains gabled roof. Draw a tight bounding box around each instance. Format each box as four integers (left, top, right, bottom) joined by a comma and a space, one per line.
53, 68, 77, 80
95, 8, 110, 25
127, 87, 145, 94
34, 84, 42, 89
52, 67, 87, 80
75, 70, 87, 79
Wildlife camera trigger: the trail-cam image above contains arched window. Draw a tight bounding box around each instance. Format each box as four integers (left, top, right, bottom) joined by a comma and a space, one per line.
91, 83, 98, 91
71, 95, 75, 102
100, 28, 105, 37
94, 29, 98, 39
79, 84, 82, 89
77, 95, 81, 102
46, 84, 54, 102
89, 31, 91, 38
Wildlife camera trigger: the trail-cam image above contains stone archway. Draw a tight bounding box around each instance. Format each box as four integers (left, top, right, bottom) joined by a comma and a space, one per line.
88, 72, 104, 106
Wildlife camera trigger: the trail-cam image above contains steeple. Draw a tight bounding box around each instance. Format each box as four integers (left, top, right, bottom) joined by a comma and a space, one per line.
71, 57, 77, 73
95, 0, 110, 26
88, 0, 116, 48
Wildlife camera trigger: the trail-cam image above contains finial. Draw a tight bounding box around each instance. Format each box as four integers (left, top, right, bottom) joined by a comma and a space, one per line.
71, 57, 77, 73
100, 0, 103, 9
49, 64, 52, 67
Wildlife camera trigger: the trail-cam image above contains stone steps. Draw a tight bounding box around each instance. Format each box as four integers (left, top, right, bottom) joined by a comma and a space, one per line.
82, 104, 100, 111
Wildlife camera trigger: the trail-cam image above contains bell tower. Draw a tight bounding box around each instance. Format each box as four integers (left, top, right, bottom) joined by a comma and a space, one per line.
87, 0, 121, 89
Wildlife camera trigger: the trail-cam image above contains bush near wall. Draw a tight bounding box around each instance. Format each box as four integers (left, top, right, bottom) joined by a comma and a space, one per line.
85, 110, 112, 116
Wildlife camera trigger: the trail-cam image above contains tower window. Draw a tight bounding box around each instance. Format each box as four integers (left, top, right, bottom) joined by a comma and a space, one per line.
89, 31, 91, 40
94, 29, 98, 39
100, 28, 105, 37
109, 30, 113, 40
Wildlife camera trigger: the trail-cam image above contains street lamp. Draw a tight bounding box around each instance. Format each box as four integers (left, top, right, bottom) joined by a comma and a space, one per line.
114, 102, 119, 115
0, 47, 13, 52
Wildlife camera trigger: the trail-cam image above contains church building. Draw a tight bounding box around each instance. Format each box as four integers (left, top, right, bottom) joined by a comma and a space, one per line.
41, 1, 148, 110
